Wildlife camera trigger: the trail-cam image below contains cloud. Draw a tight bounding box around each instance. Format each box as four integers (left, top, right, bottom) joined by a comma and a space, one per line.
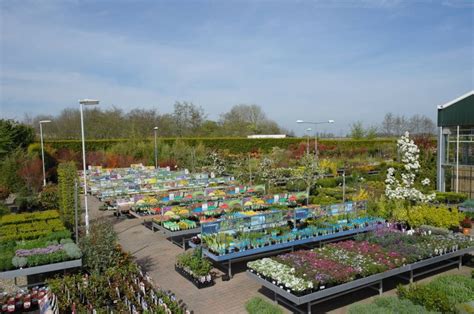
1, 0, 472, 134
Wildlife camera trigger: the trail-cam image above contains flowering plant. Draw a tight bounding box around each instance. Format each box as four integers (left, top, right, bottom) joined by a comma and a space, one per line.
248, 228, 473, 296
385, 132, 435, 203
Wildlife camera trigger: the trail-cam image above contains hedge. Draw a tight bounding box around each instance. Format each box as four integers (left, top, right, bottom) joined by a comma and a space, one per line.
42, 137, 397, 154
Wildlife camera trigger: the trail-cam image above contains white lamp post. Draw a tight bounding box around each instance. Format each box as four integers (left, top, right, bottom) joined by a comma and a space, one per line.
79, 99, 99, 235
305, 128, 312, 155
39, 120, 51, 187
297, 119, 335, 159
153, 126, 158, 169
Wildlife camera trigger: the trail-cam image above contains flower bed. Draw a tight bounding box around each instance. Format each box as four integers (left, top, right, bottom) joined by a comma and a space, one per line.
247, 228, 473, 296
175, 249, 214, 288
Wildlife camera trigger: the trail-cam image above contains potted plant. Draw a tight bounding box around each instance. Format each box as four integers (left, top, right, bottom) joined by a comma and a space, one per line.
461, 217, 472, 235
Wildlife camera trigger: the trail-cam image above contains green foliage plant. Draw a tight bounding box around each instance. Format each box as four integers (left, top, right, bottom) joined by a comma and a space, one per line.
57, 162, 78, 230
397, 274, 474, 313
245, 296, 283, 314
348, 296, 437, 314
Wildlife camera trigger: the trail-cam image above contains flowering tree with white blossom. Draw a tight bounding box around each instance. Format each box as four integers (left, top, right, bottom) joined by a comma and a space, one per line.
385, 132, 435, 203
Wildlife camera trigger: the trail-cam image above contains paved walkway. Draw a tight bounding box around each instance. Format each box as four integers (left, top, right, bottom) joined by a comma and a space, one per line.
85, 196, 474, 314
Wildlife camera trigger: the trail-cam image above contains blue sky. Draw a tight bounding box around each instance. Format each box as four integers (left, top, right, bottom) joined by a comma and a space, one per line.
1, 0, 473, 135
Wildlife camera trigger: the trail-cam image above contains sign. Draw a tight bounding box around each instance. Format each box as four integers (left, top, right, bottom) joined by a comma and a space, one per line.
251, 215, 265, 226
330, 204, 339, 215
345, 202, 353, 212
235, 187, 240, 194
202, 203, 208, 210
169, 193, 175, 201
294, 208, 309, 220
202, 222, 220, 235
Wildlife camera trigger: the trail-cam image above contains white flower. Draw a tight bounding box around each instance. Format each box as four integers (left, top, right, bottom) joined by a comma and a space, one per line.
385, 132, 434, 203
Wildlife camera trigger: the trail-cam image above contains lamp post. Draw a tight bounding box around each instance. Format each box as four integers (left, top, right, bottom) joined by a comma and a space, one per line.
153, 126, 158, 169
39, 120, 51, 187
79, 99, 99, 235
305, 128, 312, 155
296, 119, 335, 159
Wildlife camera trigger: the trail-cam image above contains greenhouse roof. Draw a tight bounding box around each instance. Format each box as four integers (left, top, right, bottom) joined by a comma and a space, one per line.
437, 90, 474, 127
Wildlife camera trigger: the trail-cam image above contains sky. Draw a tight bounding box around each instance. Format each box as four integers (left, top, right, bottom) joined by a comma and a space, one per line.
1, 0, 473, 135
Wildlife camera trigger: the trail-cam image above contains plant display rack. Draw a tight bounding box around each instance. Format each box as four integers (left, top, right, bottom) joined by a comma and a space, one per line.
0, 259, 82, 279
152, 221, 200, 250
247, 247, 473, 314
196, 223, 379, 278
83, 165, 236, 199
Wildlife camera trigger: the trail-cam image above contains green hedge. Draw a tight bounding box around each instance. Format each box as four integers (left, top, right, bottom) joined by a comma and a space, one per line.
43, 138, 397, 154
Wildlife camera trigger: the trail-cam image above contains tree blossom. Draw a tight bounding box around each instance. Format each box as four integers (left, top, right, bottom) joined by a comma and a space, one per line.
385, 132, 435, 203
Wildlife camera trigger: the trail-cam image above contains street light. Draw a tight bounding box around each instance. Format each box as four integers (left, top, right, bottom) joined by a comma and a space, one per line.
296, 119, 335, 159
79, 99, 99, 235
305, 128, 312, 155
39, 120, 51, 187
153, 126, 158, 169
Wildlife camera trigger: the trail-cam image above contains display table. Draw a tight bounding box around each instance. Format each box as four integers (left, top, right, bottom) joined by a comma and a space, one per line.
196, 224, 378, 278
247, 247, 474, 314
152, 221, 200, 250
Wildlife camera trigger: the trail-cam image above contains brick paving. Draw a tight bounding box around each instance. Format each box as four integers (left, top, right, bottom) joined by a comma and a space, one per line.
86, 196, 474, 314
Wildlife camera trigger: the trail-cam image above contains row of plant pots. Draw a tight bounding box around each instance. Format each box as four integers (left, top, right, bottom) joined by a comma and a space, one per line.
174, 265, 214, 289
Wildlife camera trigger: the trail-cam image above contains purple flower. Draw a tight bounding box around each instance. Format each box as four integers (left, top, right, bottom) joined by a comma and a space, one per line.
15, 244, 64, 257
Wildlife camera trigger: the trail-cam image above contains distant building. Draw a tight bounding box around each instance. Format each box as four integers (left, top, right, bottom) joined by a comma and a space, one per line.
437, 90, 474, 198
247, 134, 287, 139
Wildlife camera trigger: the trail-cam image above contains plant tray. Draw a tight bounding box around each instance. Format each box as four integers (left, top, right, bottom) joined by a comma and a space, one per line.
174, 265, 215, 289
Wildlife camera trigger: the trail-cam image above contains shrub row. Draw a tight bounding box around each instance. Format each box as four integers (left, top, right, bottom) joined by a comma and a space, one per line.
392, 204, 463, 229
43, 138, 397, 153
0, 210, 59, 225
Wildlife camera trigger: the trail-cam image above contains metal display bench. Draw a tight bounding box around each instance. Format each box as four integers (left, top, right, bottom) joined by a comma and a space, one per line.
247, 247, 474, 314
152, 221, 200, 250
193, 224, 378, 278
0, 259, 83, 285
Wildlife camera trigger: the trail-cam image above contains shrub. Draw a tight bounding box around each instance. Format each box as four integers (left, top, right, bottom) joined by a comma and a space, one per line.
63, 243, 82, 259
11, 256, 27, 268
57, 162, 78, 230
435, 192, 468, 204
79, 220, 119, 274
0, 203, 10, 217
392, 204, 462, 229
348, 296, 436, 314
39, 184, 59, 210
0, 186, 10, 200
245, 297, 283, 314
397, 274, 474, 313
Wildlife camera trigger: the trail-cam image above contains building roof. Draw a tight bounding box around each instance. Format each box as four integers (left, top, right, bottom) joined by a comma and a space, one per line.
437, 90, 474, 127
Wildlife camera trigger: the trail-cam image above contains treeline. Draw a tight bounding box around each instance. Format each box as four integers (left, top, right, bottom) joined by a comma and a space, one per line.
24, 102, 289, 139
349, 113, 436, 139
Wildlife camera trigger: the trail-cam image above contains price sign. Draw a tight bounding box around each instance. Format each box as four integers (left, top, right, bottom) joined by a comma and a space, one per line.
202, 222, 220, 234
294, 208, 309, 220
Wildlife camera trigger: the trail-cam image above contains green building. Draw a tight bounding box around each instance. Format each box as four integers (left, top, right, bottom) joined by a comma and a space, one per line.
437, 90, 474, 198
